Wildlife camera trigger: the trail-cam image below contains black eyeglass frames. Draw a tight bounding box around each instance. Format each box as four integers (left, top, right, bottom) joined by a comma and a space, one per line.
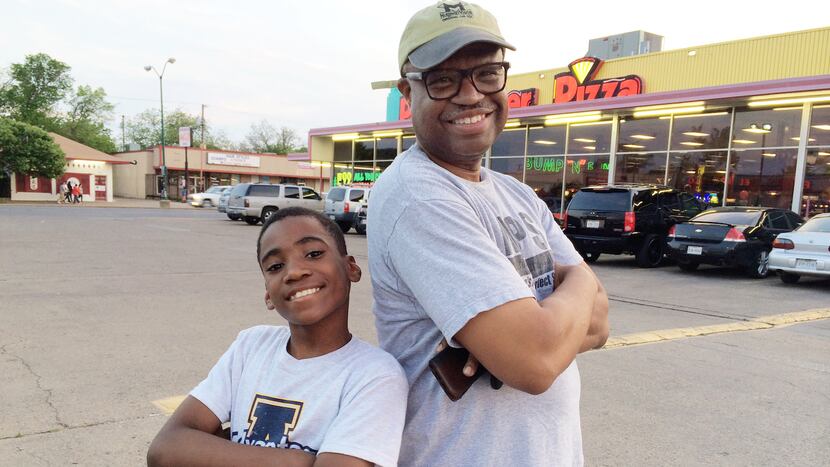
405, 62, 510, 100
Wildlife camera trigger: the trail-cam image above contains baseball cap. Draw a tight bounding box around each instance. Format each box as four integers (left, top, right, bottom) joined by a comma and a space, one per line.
398, 1, 515, 72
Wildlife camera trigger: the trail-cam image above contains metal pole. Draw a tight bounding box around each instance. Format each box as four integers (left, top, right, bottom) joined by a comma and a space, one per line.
159, 76, 167, 200
184, 146, 189, 202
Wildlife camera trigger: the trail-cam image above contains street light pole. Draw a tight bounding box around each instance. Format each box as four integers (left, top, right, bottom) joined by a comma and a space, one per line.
144, 58, 176, 201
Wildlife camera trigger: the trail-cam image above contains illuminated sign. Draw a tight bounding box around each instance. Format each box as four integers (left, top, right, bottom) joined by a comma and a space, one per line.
507, 88, 538, 108
334, 171, 380, 186
526, 157, 609, 173
554, 57, 642, 104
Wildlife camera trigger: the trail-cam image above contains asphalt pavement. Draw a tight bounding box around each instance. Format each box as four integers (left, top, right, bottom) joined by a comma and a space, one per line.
0, 205, 827, 466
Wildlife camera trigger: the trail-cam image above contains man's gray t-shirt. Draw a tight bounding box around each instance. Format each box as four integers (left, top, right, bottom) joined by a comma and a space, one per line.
368, 144, 585, 466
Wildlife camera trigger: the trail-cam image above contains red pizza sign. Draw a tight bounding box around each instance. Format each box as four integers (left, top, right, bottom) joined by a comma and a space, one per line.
554, 57, 642, 104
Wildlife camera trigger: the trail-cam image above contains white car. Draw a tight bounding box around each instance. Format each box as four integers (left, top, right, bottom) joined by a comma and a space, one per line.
189, 186, 231, 208
769, 212, 830, 283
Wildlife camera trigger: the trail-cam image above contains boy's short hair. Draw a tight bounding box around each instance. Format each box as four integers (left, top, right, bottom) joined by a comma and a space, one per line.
257, 207, 348, 262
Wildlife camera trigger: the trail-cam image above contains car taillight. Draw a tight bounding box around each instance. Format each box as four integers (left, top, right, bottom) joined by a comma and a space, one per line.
624, 211, 635, 233
667, 225, 676, 238
772, 238, 794, 250
344, 202, 350, 213
244, 199, 249, 208
724, 227, 746, 242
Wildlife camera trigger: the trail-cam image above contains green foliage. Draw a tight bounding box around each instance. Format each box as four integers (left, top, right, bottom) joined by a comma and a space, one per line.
243, 120, 302, 154
0, 118, 66, 178
0, 54, 72, 127
126, 108, 203, 148
52, 85, 117, 153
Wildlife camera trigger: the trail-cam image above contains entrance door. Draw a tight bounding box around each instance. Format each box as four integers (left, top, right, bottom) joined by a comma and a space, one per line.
95, 175, 107, 200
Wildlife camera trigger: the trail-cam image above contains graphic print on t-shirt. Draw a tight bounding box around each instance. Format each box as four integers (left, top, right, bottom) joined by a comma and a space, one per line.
496, 212, 555, 300
235, 393, 317, 453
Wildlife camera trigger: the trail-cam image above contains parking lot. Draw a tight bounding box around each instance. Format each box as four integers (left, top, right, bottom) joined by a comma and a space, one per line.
1, 205, 828, 466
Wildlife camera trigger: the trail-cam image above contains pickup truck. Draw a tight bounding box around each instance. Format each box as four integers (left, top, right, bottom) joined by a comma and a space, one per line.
226, 183, 324, 225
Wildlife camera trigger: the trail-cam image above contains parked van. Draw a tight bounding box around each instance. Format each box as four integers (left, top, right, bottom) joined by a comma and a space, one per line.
324, 186, 370, 232
226, 183, 324, 225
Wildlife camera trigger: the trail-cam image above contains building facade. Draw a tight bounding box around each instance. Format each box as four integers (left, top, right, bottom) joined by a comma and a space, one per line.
10, 133, 128, 202
112, 146, 332, 200
308, 27, 830, 218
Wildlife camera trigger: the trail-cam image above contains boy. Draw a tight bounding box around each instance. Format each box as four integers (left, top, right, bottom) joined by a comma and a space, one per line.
148, 207, 408, 467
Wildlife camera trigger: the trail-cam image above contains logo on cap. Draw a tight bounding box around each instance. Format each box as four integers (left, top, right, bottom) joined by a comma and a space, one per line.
438, 2, 473, 21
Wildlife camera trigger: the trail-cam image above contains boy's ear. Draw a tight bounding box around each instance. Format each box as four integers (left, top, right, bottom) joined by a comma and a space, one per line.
346, 256, 362, 283
264, 291, 275, 310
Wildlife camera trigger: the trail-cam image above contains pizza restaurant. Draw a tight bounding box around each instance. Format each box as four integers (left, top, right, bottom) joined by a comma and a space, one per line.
308, 26, 830, 218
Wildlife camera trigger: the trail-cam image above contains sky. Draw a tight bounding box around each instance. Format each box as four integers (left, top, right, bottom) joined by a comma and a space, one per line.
3, 0, 829, 148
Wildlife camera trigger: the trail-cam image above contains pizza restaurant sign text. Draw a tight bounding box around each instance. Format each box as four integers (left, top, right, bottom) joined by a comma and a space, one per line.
554, 57, 642, 104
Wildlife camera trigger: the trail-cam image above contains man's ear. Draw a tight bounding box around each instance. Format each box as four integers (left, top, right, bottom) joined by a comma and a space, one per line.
264, 291, 275, 310
346, 256, 362, 283
397, 77, 412, 102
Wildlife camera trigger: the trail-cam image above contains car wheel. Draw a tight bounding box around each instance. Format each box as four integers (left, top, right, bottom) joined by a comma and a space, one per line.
678, 261, 699, 272
580, 251, 600, 263
337, 221, 351, 233
203, 199, 212, 208
244, 216, 260, 225
227, 213, 239, 221
745, 249, 770, 279
778, 271, 800, 284
261, 207, 277, 223
636, 234, 664, 268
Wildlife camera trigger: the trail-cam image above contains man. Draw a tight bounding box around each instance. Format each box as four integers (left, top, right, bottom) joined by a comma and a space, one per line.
368, 2, 609, 466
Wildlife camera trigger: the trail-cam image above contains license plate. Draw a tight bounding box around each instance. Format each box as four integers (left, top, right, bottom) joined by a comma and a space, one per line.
586, 220, 601, 229
795, 259, 817, 270
687, 246, 703, 255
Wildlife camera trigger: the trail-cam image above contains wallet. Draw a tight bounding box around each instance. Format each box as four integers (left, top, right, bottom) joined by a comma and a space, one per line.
428, 346, 484, 401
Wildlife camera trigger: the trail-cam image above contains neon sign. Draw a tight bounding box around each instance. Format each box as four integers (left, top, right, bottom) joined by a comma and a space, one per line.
554, 57, 642, 104
526, 157, 609, 173
334, 171, 380, 186
507, 88, 538, 108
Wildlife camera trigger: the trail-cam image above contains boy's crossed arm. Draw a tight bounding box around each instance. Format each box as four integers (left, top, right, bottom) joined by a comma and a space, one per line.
147, 396, 371, 467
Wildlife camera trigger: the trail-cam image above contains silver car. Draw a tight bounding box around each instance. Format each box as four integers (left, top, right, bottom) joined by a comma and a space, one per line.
324, 186, 370, 233
188, 185, 231, 208
769, 213, 830, 283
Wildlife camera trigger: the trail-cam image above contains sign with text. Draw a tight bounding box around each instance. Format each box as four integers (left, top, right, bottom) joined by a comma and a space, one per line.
554, 57, 642, 104
507, 88, 538, 108
207, 152, 260, 168
179, 127, 192, 147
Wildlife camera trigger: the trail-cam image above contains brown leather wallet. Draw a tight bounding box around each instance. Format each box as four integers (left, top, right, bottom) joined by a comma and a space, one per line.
428, 346, 484, 401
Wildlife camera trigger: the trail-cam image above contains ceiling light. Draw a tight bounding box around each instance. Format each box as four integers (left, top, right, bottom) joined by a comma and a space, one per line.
686, 170, 696, 174
680, 142, 704, 146
748, 95, 830, 107
573, 138, 596, 143
633, 105, 705, 118
532, 140, 557, 145
812, 124, 830, 131
817, 152, 830, 156
669, 111, 728, 120
570, 120, 613, 127
790, 137, 817, 142
583, 146, 596, 150
683, 131, 709, 137
504, 120, 522, 128
623, 144, 646, 149
762, 153, 776, 157
631, 134, 656, 140
544, 111, 602, 126
331, 133, 360, 141
372, 130, 403, 138
732, 139, 756, 144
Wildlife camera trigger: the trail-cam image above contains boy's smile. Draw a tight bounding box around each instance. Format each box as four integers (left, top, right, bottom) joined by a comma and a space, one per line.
259, 216, 360, 330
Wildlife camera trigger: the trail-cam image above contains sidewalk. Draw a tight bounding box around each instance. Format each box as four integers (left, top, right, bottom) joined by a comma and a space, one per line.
0, 197, 199, 210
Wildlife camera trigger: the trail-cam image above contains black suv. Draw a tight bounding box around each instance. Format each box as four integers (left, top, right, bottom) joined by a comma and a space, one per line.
564, 185, 708, 267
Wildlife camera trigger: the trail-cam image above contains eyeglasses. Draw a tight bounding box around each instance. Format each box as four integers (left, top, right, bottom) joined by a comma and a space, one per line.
405, 62, 510, 101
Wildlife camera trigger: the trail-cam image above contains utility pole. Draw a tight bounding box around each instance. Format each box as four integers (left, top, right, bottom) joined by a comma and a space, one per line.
121, 115, 126, 151
200, 104, 206, 189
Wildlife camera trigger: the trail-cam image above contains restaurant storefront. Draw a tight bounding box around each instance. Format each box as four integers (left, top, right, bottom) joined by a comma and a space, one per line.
308, 27, 830, 218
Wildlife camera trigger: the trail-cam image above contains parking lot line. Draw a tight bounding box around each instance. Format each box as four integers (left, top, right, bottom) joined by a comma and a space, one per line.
151, 309, 829, 414
603, 308, 830, 350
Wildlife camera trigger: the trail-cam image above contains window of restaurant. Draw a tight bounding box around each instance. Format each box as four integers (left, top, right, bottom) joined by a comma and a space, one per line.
525, 125, 567, 214
402, 135, 417, 152
334, 141, 352, 162
802, 105, 830, 216
491, 128, 526, 157
565, 121, 612, 198
670, 112, 732, 151
731, 108, 801, 149
667, 152, 727, 205
490, 157, 524, 182
376, 137, 398, 160
354, 139, 374, 162
616, 117, 668, 185
727, 149, 798, 208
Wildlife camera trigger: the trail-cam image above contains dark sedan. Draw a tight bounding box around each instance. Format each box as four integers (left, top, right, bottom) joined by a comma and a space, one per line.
667, 207, 803, 278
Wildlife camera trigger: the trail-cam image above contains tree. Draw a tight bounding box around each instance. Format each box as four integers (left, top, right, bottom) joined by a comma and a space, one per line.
0, 53, 73, 128
53, 85, 117, 153
243, 120, 301, 154
126, 108, 202, 149
0, 118, 65, 178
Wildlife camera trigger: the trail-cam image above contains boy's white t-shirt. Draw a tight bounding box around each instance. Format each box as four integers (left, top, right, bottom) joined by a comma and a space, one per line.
190, 325, 408, 467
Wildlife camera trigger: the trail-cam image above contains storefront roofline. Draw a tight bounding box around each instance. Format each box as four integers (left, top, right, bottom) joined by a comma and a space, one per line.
309, 74, 830, 136
151, 165, 324, 179
66, 156, 131, 165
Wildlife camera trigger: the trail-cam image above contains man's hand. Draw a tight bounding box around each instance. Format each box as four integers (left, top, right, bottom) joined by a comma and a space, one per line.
573, 262, 609, 352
